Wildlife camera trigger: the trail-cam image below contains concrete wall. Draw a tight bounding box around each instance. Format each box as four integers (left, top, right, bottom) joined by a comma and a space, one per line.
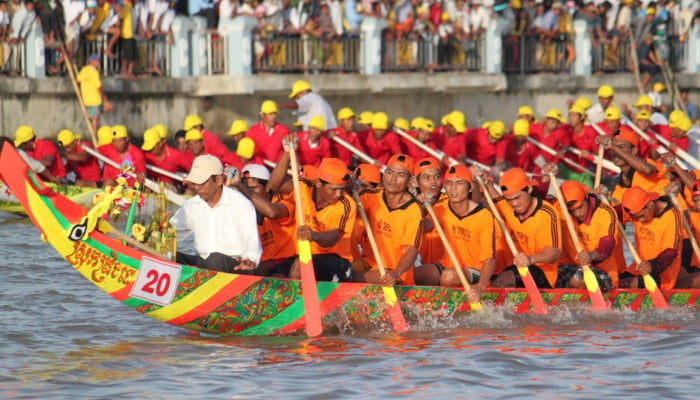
1, 72, 699, 144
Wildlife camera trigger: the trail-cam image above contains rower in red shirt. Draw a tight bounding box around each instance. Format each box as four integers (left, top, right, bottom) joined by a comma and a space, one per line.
441, 111, 469, 163
245, 100, 290, 163
516, 105, 538, 124
651, 111, 691, 159
530, 108, 571, 164
465, 120, 509, 168
182, 114, 228, 160
222, 137, 265, 171
505, 119, 541, 172
14, 125, 67, 180
403, 118, 438, 161
594, 106, 623, 136
329, 107, 366, 166
361, 112, 403, 165
298, 116, 332, 167
141, 128, 192, 185
57, 129, 102, 187
97, 125, 114, 155
101, 125, 146, 187
563, 104, 598, 172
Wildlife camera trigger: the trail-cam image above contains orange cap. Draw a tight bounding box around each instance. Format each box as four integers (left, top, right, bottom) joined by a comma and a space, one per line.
692, 180, 700, 196
413, 157, 441, 177
354, 163, 381, 184
614, 126, 639, 147
317, 157, 351, 184
499, 168, 533, 196
445, 164, 473, 183
560, 180, 589, 210
300, 164, 319, 181
387, 153, 415, 174
621, 186, 658, 215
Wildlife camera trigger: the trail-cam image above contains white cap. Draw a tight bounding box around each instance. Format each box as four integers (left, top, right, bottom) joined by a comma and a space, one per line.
242, 164, 271, 181
185, 155, 223, 184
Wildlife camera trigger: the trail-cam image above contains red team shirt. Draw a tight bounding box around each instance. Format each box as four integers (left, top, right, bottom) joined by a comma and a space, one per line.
144, 145, 193, 183
101, 144, 147, 181
245, 122, 290, 163
465, 128, 509, 166
362, 130, 403, 165
66, 141, 101, 182
27, 138, 67, 178
297, 131, 332, 167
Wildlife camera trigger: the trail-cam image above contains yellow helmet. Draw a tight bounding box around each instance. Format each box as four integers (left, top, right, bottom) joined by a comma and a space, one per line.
57, 129, 80, 147
14, 125, 35, 147
97, 125, 113, 146
141, 128, 161, 151
513, 119, 530, 137
228, 119, 249, 136
153, 124, 167, 140
289, 80, 312, 99
183, 114, 203, 130
309, 115, 326, 131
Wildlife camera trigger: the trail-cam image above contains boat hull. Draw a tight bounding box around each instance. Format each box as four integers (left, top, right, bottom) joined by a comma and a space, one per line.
1, 143, 699, 336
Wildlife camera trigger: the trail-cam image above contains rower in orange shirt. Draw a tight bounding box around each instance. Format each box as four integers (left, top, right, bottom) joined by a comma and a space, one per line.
14, 126, 67, 181
141, 128, 192, 187
557, 180, 623, 289
329, 107, 367, 167
481, 167, 562, 288
361, 112, 403, 165
415, 165, 497, 301
411, 157, 445, 281
355, 153, 423, 286
245, 100, 290, 163
298, 116, 332, 167
182, 114, 229, 161
620, 186, 682, 290
678, 180, 700, 288
269, 150, 357, 282
350, 163, 382, 270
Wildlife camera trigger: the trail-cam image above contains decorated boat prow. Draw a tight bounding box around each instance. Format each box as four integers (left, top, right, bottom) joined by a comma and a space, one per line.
1, 143, 699, 336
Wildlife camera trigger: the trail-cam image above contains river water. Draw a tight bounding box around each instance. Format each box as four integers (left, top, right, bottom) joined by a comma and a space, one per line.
0, 214, 698, 399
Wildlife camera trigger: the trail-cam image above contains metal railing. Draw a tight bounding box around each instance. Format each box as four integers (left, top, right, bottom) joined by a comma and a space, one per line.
1, 41, 26, 76
503, 34, 572, 74
382, 34, 483, 72
254, 34, 361, 74
206, 33, 227, 75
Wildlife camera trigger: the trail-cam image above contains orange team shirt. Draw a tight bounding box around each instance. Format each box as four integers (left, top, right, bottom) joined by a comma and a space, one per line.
245, 121, 290, 163
329, 127, 367, 165
687, 211, 700, 267
298, 180, 356, 261
433, 202, 496, 270
554, 197, 625, 287
610, 158, 669, 203
362, 130, 403, 165
27, 138, 67, 178
418, 195, 447, 265
144, 145, 193, 183
465, 128, 509, 166
497, 196, 562, 287
65, 140, 101, 182
297, 131, 332, 167
360, 190, 423, 285
259, 192, 297, 262
101, 144, 147, 181
630, 201, 682, 290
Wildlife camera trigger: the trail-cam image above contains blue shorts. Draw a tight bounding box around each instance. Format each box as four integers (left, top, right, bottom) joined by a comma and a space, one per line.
88, 105, 102, 118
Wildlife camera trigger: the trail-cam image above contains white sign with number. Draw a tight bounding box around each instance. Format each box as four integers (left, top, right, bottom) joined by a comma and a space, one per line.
130, 257, 182, 306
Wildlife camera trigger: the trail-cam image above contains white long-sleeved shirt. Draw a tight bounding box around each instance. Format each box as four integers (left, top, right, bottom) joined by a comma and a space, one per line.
171, 186, 262, 264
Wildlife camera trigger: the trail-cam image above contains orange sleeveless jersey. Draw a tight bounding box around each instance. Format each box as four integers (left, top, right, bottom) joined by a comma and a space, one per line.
433, 202, 496, 270
631, 203, 682, 290
688, 211, 700, 267
259, 192, 297, 262
611, 159, 669, 203
497, 197, 562, 287
360, 190, 423, 285
419, 194, 447, 265
299, 181, 356, 261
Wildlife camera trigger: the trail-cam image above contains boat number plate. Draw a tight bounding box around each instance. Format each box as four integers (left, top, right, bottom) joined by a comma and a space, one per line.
130, 257, 182, 306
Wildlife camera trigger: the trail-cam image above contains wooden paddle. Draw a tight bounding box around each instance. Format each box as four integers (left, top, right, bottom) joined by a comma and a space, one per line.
61, 45, 99, 147
525, 137, 595, 177
668, 194, 700, 268
567, 147, 620, 173
622, 116, 700, 170
594, 143, 605, 189
393, 127, 460, 166
287, 144, 323, 337
422, 199, 483, 311
327, 134, 383, 168
474, 176, 549, 314
352, 190, 409, 332
146, 164, 184, 182
628, 26, 645, 96
598, 195, 669, 309
547, 172, 608, 310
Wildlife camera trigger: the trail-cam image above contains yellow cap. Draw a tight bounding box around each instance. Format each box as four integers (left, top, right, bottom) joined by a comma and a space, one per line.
337, 107, 355, 121
574, 96, 593, 110
358, 111, 373, 125
636, 110, 651, 120
513, 118, 530, 136
420, 118, 435, 131
153, 124, 167, 140
228, 119, 248, 136
670, 115, 692, 131
410, 117, 424, 129
653, 82, 666, 93
669, 109, 686, 123
441, 12, 450, 21
446, 110, 466, 132
482, 121, 492, 130
517, 105, 534, 116
569, 104, 586, 116
97, 125, 113, 146
597, 85, 614, 98
141, 128, 161, 151
185, 128, 203, 141
57, 129, 80, 147
511, 0, 522, 9
183, 114, 203, 130
112, 125, 128, 139
260, 100, 279, 114
309, 115, 326, 131
647, 7, 655, 16
604, 106, 622, 120
633, 95, 654, 107
545, 108, 566, 123
293, 120, 303, 127
289, 80, 312, 98
14, 125, 35, 147
371, 112, 389, 130
488, 120, 506, 139
393, 118, 409, 132
236, 137, 256, 159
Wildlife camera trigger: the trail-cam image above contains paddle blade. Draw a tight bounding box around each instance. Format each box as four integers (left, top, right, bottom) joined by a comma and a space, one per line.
582, 267, 609, 310
382, 286, 408, 333
642, 274, 669, 310
298, 239, 323, 336
516, 266, 549, 314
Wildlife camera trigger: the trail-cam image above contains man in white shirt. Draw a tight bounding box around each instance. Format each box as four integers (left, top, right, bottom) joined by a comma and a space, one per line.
171, 155, 262, 274
278, 80, 338, 130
